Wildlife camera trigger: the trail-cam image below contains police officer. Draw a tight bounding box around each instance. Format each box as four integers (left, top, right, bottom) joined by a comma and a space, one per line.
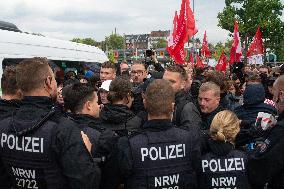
198, 110, 250, 189
63, 83, 116, 163
0, 58, 100, 189
248, 75, 284, 188
101, 79, 201, 189
0, 66, 22, 121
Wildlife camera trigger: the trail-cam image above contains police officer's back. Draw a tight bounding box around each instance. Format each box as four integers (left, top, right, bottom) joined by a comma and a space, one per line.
103, 79, 201, 189
0, 58, 99, 189
0, 66, 22, 121
198, 110, 250, 189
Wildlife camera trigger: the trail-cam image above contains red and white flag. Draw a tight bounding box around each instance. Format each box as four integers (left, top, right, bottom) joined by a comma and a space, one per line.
216, 51, 227, 72
229, 21, 242, 65
167, 0, 198, 64
201, 31, 211, 58
247, 27, 264, 57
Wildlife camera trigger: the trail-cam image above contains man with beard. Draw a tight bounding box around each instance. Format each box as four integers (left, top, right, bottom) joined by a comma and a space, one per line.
163, 64, 201, 129
130, 61, 148, 87
198, 82, 223, 131
130, 62, 148, 114
0, 58, 100, 189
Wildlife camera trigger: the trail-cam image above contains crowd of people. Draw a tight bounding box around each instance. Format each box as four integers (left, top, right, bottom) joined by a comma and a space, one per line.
0, 56, 284, 189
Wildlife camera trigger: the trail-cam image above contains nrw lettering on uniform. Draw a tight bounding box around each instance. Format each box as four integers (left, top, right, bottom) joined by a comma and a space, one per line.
12, 167, 39, 189
155, 174, 179, 188
141, 144, 185, 161
1, 133, 44, 153
12, 167, 35, 179
212, 177, 236, 188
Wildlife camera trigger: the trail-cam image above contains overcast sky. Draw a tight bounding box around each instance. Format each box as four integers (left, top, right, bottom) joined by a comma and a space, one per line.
1, 0, 283, 44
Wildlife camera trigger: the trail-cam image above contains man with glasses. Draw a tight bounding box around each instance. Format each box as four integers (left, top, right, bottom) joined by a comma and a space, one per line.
130, 61, 148, 86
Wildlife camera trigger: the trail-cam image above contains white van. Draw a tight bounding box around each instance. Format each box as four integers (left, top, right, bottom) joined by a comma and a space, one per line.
0, 28, 108, 91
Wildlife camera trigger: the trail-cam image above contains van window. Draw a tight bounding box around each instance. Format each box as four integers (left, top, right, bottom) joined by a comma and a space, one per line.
2, 58, 101, 74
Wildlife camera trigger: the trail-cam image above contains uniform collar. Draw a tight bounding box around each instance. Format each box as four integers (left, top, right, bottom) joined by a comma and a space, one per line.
72, 114, 101, 124
21, 96, 54, 110
142, 119, 172, 130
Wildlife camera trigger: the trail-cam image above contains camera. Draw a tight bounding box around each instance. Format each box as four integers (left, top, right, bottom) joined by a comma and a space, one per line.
145, 49, 155, 57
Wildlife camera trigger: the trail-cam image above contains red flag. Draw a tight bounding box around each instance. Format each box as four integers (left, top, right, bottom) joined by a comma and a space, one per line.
189, 51, 194, 63
229, 21, 242, 65
184, 0, 198, 42
216, 51, 227, 72
172, 11, 179, 41
167, 0, 197, 64
201, 31, 211, 58
196, 54, 204, 69
247, 27, 264, 57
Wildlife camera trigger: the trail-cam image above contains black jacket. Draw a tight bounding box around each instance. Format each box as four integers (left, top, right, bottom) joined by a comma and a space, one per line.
100, 104, 142, 136
71, 114, 118, 162
173, 91, 202, 129
102, 119, 201, 189
234, 84, 277, 148
0, 99, 21, 121
221, 92, 241, 111
248, 111, 284, 189
234, 84, 277, 126
201, 105, 225, 131
199, 140, 250, 189
235, 84, 277, 125
0, 96, 100, 189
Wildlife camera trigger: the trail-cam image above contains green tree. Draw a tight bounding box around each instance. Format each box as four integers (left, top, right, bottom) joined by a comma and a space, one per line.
71, 38, 98, 46
224, 39, 233, 55
105, 34, 125, 50
213, 42, 225, 60
71, 38, 84, 43
152, 38, 167, 49
218, 0, 284, 60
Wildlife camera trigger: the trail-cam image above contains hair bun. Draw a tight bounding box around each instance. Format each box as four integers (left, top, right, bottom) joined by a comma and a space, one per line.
216, 131, 226, 142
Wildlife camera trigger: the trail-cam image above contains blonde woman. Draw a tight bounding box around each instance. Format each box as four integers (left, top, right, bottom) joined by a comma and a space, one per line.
198, 110, 251, 189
